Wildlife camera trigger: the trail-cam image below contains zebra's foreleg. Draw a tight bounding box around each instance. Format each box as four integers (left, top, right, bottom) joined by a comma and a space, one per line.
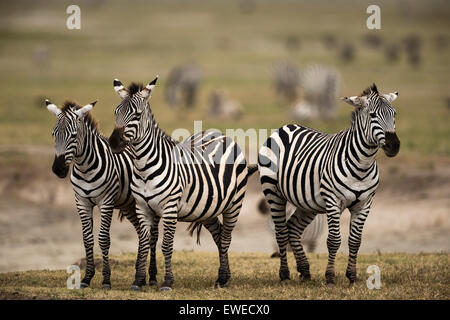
325, 201, 342, 286
75, 202, 95, 288
149, 214, 160, 286
121, 207, 147, 289
160, 209, 178, 291
98, 204, 114, 289
287, 210, 316, 281
346, 202, 371, 284
130, 202, 152, 291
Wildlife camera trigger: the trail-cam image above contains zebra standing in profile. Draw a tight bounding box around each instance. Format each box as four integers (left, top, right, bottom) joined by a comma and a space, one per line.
108, 77, 257, 291
46, 100, 159, 289
258, 84, 400, 285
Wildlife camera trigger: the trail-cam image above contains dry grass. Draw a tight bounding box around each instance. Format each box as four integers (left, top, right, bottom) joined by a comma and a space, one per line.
0, 251, 448, 300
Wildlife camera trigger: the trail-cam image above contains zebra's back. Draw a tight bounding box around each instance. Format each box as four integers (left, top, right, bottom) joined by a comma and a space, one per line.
259, 124, 340, 213
175, 130, 248, 222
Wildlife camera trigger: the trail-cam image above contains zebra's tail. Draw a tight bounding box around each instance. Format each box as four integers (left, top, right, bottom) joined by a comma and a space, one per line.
247, 165, 258, 177
187, 221, 203, 245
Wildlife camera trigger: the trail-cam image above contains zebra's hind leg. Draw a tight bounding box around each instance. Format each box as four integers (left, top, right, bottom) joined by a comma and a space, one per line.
149, 215, 160, 286
266, 195, 289, 282
324, 200, 342, 286
76, 201, 95, 288
287, 210, 316, 281
346, 201, 371, 285
98, 204, 114, 290
216, 206, 240, 288
202, 217, 226, 288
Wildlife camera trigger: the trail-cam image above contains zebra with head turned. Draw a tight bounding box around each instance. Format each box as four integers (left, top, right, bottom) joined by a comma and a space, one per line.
258, 84, 400, 285
108, 77, 257, 291
46, 99, 159, 290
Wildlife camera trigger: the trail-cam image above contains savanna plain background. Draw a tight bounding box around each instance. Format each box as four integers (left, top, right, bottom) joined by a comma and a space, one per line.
0, 0, 448, 299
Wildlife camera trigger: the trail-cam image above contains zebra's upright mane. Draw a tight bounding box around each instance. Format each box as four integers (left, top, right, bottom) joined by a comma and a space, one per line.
350, 83, 379, 127
128, 82, 144, 95
61, 101, 100, 134
125, 82, 179, 146
360, 83, 378, 96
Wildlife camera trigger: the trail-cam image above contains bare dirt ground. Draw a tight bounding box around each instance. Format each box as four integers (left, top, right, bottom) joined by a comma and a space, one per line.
0, 147, 449, 272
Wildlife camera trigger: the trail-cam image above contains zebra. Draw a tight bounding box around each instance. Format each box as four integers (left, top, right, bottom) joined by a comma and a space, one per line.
108, 77, 257, 291
46, 99, 158, 290
258, 84, 400, 285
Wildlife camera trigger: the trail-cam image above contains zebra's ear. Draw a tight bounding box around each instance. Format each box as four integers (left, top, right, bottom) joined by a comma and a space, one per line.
140, 76, 158, 100
383, 92, 399, 103
45, 99, 62, 116
114, 79, 129, 99
340, 95, 364, 108
75, 101, 97, 118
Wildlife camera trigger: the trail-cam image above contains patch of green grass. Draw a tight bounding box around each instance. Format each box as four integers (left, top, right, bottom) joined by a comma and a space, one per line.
0, 251, 448, 299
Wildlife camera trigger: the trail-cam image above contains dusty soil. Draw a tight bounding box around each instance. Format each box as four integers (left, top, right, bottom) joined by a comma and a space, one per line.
0, 147, 449, 272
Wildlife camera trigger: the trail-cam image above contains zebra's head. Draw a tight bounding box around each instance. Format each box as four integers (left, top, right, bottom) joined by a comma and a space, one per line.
108, 77, 158, 153
342, 84, 400, 157
46, 99, 97, 178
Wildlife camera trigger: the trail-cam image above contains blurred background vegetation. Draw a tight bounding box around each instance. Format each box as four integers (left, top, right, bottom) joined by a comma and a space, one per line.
0, 0, 448, 158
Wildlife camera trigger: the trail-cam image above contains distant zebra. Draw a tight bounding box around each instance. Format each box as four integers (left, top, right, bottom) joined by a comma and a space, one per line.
108, 77, 257, 291
165, 64, 202, 109
258, 84, 400, 285
46, 100, 158, 289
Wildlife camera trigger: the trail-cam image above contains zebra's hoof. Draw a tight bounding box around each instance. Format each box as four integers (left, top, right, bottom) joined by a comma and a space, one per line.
130, 285, 142, 292
80, 282, 89, 289
149, 280, 158, 287
299, 274, 311, 282
102, 284, 111, 290
270, 252, 281, 258
326, 281, 335, 288
214, 281, 229, 289
160, 286, 172, 292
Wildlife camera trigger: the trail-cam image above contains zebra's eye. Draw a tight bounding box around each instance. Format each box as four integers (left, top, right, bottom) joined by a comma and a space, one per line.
369, 112, 376, 118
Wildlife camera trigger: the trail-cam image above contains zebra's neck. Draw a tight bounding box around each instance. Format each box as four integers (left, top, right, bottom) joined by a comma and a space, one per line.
73, 121, 106, 170
132, 105, 178, 169
345, 110, 379, 173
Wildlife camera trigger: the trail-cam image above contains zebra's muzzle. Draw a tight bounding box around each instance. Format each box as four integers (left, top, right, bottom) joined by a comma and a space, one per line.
52, 155, 69, 178
382, 131, 400, 157
109, 127, 127, 154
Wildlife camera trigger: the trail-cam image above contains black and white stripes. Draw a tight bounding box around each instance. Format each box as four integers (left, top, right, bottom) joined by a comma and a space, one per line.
46, 100, 146, 290
258, 84, 400, 284
108, 77, 255, 291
